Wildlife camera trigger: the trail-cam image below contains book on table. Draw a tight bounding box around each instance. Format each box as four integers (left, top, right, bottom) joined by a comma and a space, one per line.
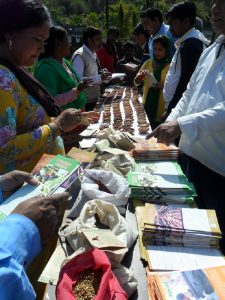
133, 139, 179, 161
0, 154, 80, 222
128, 161, 196, 203
142, 203, 222, 248
146, 245, 225, 272
147, 264, 225, 300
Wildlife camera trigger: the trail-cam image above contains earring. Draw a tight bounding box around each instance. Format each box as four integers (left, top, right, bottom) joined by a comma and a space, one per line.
9, 39, 13, 49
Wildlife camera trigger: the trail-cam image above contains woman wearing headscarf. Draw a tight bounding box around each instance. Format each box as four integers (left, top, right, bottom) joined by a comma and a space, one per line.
0, 0, 82, 174
34, 25, 92, 110
134, 35, 173, 129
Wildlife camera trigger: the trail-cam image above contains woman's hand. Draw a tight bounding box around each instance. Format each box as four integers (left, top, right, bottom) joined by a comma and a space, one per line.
135, 69, 149, 83
52, 108, 82, 133
77, 78, 93, 92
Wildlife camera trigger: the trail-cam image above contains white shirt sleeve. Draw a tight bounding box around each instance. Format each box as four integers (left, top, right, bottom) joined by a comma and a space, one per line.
72, 55, 85, 80
72, 55, 102, 84
92, 74, 102, 84
178, 100, 225, 143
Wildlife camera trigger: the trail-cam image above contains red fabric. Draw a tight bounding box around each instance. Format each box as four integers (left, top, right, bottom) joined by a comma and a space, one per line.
97, 46, 117, 73
56, 248, 128, 300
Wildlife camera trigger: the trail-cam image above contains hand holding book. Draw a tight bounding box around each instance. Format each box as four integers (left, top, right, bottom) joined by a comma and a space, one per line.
0, 170, 38, 200
11, 192, 69, 246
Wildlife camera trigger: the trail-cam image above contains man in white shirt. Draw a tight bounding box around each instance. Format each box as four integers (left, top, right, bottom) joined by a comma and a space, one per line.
72, 27, 111, 111
146, 0, 225, 253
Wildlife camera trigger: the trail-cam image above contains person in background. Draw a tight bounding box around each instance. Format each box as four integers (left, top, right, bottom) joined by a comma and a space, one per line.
117, 41, 141, 86
0, 170, 69, 300
146, 0, 225, 254
140, 7, 176, 59
34, 26, 92, 111
0, 0, 82, 175
162, 1, 210, 119
72, 26, 111, 111
96, 27, 119, 73
132, 23, 150, 64
195, 16, 204, 32
134, 35, 172, 129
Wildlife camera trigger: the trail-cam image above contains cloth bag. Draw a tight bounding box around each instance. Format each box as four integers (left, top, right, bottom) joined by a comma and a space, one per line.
96, 128, 135, 151
56, 248, 127, 300
60, 199, 138, 263
90, 153, 135, 177
68, 169, 130, 218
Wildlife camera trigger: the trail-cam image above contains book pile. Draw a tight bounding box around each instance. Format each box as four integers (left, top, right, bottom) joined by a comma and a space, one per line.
147, 265, 225, 300
133, 139, 179, 161
142, 203, 222, 248
128, 161, 196, 203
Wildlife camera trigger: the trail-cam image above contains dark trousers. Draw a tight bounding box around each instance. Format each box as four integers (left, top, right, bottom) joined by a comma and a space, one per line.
186, 156, 225, 253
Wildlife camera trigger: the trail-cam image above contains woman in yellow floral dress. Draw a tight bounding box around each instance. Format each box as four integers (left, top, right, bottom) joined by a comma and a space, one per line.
0, 1, 81, 175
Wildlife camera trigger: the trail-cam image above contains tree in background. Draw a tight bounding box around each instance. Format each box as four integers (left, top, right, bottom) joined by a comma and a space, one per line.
42, 0, 211, 38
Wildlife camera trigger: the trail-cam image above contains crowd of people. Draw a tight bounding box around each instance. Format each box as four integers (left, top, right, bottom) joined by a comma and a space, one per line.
0, 0, 224, 299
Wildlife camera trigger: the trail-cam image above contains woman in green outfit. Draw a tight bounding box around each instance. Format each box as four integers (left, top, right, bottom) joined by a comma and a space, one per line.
34, 26, 92, 111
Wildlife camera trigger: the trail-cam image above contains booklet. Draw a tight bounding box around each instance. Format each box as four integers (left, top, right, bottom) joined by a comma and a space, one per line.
0, 154, 80, 222
146, 245, 225, 271
143, 204, 221, 235
148, 265, 225, 300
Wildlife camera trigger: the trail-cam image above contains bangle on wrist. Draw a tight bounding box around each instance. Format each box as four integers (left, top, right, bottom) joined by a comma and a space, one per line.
52, 121, 64, 134
48, 123, 57, 139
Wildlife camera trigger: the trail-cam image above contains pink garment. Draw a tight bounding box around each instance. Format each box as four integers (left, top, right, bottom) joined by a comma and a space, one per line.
54, 88, 79, 107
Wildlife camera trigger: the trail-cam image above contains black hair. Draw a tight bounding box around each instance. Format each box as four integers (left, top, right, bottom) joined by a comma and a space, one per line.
123, 41, 136, 50
153, 35, 169, 49
0, 0, 51, 42
107, 27, 119, 37
39, 26, 67, 59
133, 23, 149, 39
140, 7, 163, 23
83, 26, 102, 45
166, 1, 196, 26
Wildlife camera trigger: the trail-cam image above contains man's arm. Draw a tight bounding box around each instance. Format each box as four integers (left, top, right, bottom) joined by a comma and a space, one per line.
72, 55, 85, 80
0, 214, 41, 300
178, 100, 225, 144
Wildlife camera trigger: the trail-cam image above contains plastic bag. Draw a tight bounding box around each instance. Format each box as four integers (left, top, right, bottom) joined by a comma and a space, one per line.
56, 248, 127, 300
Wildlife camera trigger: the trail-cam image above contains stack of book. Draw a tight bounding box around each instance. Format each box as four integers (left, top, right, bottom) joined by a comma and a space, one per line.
142, 203, 222, 248
133, 140, 179, 161
147, 265, 225, 300
128, 161, 196, 203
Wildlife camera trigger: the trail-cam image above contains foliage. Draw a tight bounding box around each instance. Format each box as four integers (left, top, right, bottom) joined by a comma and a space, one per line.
42, 0, 212, 38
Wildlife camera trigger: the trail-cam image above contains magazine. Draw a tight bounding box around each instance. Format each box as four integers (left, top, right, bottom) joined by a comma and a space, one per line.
148, 265, 225, 300
0, 154, 80, 222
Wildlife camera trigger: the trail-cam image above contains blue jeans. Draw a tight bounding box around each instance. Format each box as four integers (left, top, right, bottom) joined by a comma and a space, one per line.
186, 156, 225, 253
